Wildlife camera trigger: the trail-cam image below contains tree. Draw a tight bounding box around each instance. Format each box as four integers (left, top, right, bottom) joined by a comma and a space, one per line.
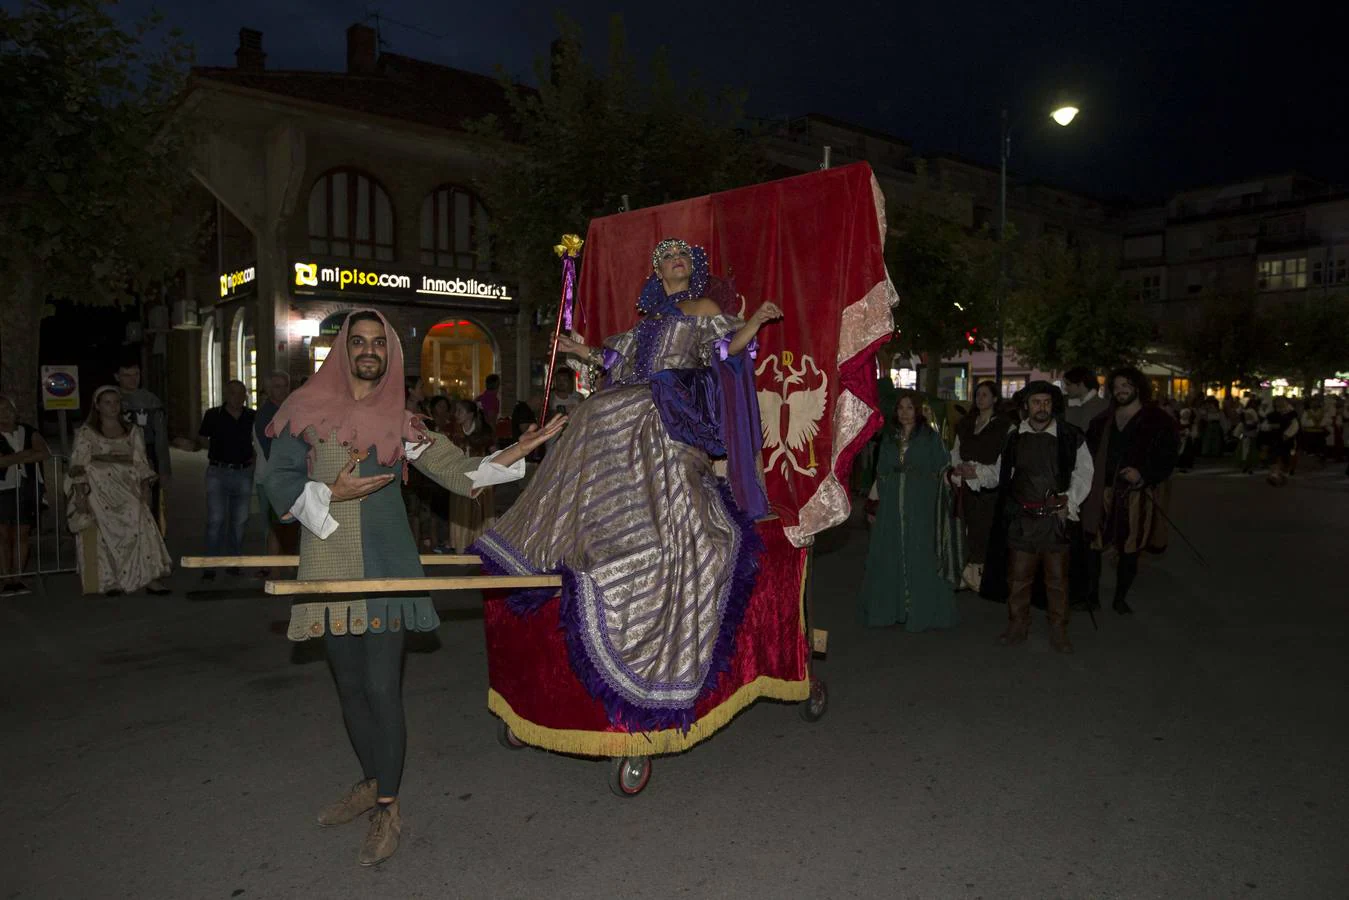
468, 15, 767, 317
1004, 236, 1152, 374
0, 0, 201, 422
886, 203, 997, 398
1169, 290, 1278, 393
1269, 293, 1349, 394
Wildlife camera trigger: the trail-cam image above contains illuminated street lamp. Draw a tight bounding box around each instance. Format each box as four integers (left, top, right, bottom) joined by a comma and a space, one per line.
1050, 106, 1079, 127
995, 103, 1082, 389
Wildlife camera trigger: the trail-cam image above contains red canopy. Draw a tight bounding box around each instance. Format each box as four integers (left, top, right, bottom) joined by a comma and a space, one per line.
574, 162, 897, 545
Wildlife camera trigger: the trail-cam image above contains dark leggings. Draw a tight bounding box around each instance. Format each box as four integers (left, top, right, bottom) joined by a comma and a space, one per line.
1114, 552, 1140, 604
1089, 549, 1141, 605
325, 628, 407, 798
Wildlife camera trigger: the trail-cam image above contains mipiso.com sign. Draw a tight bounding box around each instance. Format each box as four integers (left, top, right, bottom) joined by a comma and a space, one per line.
292, 261, 512, 301
219, 266, 256, 298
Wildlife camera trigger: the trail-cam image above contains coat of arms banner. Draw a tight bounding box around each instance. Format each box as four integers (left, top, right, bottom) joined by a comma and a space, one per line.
575, 162, 898, 546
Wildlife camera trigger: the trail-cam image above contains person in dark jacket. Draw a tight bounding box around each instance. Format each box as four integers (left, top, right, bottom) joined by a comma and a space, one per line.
1080, 367, 1180, 615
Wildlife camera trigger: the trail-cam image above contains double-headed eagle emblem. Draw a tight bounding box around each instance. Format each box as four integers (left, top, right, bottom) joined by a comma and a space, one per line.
756, 352, 828, 478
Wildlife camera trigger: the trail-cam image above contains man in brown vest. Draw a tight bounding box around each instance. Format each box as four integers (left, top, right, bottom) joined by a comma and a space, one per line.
976, 382, 1094, 653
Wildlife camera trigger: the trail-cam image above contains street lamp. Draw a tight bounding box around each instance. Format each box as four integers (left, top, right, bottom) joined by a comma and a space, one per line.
995, 104, 1081, 390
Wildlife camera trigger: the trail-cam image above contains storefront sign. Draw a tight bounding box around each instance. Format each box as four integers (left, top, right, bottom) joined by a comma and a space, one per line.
219, 266, 256, 299
41, 365, 79, 411
292, 260, 512, 302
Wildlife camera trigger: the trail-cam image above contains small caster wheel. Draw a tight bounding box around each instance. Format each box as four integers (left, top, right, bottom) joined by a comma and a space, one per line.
608, 756, 652, 797
497, 720, 527, 750
799, 676, 828, 723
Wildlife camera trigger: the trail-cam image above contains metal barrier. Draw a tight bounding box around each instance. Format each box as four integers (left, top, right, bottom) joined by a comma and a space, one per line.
4, 455, 77, 579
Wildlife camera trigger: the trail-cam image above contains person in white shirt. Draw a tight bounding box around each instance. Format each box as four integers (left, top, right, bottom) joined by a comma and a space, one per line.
970, 382, 1094, 653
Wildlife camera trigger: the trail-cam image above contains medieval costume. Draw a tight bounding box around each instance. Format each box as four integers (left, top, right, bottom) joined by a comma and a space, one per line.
950, 409, 1011, 591
1199, 401, 1228, 458
1176, 407, 1199, 473
977, 383, 1093, 653
66, 388, 172, 596
447, 406, 497, 553
1081, 395, 1180, 615
1260, 402, 1298, 486
1065, 387, 1108, 432
119, 382, 170, 531
471, 242, 770, 733
859, 421, 960, 631
262, 309, 527, 867
1236, 403, 1261, 473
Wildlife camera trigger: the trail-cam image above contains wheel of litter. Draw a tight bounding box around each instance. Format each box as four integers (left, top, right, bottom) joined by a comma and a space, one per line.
496, 720, 527, 751
608, 756, 652, 798
799, 676, 828, 723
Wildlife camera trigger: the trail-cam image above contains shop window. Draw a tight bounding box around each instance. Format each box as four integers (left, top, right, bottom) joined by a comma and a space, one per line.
420, 185, 491, 270
308, 169, 395, 261
420, 319, 496, 401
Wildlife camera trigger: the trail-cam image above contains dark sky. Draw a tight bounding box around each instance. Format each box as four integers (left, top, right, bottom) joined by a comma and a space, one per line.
114, 0, 1343, 202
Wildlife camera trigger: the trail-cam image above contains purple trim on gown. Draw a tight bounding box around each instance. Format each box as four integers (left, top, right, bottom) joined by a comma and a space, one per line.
471, 304, 768, 732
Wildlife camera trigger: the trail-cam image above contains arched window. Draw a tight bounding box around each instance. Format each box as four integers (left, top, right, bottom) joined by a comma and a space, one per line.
231, 309, 257, 406
420, 185, 491, 270
308, 168, 395, 260
200, 316, 222, 411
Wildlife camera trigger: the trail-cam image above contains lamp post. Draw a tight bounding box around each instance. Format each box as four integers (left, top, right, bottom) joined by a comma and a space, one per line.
994, 104, 1080, 391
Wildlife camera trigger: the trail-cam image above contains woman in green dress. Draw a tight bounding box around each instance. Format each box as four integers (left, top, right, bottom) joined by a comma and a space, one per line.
860, 391, 959, 631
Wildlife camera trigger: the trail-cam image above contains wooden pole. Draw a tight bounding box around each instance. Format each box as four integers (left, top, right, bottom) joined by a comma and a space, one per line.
181, 554, 482, 568
264, 575, 561, 595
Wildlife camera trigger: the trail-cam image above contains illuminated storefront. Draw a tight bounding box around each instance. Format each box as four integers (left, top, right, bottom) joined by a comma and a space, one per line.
421, 320, 496, 398
288, 258, 517, 401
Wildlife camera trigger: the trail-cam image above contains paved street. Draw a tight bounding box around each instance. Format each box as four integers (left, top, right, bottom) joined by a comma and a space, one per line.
3, 451, 1347, 899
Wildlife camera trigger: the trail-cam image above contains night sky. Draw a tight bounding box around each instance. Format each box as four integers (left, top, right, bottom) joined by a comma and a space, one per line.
112, 0, 1342, 202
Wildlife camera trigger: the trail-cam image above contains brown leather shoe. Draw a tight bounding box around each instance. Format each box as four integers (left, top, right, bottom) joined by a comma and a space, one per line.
357, 800, 401, 867
317, 778, 377, 827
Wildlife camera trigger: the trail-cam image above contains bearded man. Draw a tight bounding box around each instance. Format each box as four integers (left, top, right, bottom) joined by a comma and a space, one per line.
262, 309, 563, 867
1080, 367, 1180, 615
975, 382, 1094, 653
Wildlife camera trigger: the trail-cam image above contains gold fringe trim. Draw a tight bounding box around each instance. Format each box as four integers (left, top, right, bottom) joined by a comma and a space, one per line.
488, 674, 812, 758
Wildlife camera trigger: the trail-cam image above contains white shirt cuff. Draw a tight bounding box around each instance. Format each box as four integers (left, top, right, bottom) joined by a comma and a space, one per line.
286, 481, 339, 539
469, 449, 526, 488
404, 439, 430, 462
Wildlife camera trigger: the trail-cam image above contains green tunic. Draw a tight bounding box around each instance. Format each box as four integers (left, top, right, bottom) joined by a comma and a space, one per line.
859, 426, 959, 631
264, 427, 487, 641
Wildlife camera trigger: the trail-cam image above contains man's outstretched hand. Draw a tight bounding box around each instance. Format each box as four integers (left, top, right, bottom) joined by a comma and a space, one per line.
329, 459, 394, 502
495, 414, 569, 468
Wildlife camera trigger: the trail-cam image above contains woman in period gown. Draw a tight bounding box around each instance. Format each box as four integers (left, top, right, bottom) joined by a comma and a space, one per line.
471, 239, 777, 731
950, 380, 1010, 592
859, 391, 959, 631
67, 385, 172, 596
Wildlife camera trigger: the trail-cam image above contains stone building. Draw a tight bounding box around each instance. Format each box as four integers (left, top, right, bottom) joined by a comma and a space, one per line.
171, 24, 550, 431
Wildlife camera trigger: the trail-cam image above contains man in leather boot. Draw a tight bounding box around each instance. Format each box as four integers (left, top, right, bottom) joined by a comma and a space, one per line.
974, 383, 1094, 654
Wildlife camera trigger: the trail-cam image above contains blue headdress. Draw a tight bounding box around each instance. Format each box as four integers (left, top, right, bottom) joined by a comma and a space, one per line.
637, 239, 709, 315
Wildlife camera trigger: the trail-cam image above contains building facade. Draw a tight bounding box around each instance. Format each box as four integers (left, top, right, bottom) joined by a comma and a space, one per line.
1121, 174, 1349, 395
173, 24, 550, 431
